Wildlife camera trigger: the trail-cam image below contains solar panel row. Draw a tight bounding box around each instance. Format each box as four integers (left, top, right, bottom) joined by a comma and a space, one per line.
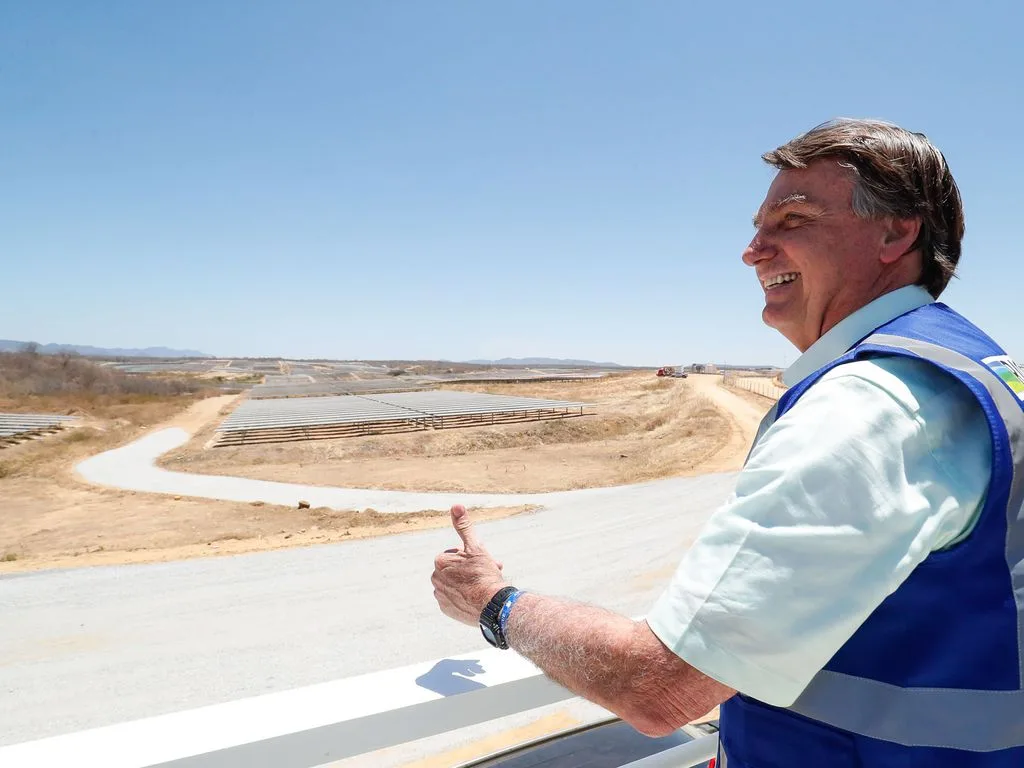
0, 413, 78, 440
214, 390, 592, 446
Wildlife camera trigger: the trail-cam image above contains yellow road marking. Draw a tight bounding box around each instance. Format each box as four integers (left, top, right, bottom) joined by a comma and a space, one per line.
396, 711, 582, 768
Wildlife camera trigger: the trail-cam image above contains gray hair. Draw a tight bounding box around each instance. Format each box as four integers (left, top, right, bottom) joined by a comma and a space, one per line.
763, 118, 965, 297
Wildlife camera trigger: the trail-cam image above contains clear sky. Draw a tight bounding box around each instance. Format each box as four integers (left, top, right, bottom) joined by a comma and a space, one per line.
2, 1, 1020, 367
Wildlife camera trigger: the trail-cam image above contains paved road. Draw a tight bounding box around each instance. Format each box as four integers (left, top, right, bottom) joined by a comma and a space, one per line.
0, 470, 736, 745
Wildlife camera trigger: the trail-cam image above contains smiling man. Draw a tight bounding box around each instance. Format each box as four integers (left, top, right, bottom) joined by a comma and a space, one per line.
432, 119, 1024, 766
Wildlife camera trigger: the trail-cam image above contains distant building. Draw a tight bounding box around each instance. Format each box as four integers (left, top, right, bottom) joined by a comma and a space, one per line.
687, 363, 719, 374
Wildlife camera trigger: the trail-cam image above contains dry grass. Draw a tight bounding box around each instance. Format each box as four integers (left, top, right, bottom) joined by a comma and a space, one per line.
162, 372, 733, 493
0, 350, 220, 480
0, 349, 210, 401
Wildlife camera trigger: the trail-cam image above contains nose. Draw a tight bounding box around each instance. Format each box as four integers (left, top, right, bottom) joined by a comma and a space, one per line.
742, 231, 775, 267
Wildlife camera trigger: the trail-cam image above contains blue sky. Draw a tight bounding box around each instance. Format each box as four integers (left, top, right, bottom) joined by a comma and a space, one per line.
1, 1, 1020, 367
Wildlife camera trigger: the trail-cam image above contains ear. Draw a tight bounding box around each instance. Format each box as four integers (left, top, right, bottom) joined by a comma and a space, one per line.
879, 217, 922, 265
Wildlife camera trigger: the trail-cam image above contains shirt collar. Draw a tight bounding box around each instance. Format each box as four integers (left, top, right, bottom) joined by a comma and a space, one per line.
783, 285, 935, 386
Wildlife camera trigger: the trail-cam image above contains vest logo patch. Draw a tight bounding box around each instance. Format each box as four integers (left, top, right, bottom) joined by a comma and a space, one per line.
983, 355, 1024, 401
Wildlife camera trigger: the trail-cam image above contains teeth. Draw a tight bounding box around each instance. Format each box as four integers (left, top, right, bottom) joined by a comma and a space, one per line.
764, 273, 799, 289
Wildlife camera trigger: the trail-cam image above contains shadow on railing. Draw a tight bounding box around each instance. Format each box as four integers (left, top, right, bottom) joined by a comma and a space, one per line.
0, 647, 718, 768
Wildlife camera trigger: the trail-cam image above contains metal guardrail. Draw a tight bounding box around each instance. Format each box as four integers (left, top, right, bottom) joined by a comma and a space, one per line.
621, 735, 719, 767
0, 646, 718, 768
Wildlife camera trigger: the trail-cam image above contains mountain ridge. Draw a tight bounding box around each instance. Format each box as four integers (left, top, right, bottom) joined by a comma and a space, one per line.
464, 357, 624, 367
0, 339, 212, 358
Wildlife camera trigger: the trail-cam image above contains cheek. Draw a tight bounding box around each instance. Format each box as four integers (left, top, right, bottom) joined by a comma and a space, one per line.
783, 233, 845, 285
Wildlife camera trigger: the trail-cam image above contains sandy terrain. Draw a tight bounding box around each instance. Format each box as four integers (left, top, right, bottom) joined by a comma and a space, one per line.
0, 394, 534, 572
162, 373, 762, 493
0, 373, 771, 573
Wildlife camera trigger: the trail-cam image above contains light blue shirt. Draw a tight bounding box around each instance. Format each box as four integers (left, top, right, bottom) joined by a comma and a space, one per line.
646, 286, 993, 707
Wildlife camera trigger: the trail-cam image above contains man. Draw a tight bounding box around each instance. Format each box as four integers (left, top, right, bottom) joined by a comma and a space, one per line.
432, 119, 1024, 765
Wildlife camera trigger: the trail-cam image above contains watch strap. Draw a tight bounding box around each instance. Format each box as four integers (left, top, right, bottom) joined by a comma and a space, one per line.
480, 586, 518, 649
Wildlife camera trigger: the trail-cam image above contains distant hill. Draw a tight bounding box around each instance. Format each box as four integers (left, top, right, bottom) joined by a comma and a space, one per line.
465, 357, 624, 368
0, 339, 212, 358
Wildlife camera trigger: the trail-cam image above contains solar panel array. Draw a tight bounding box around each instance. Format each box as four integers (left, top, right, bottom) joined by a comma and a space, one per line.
109, 360, 229, 374
215, 390, 591, 446
430, 372, 606, 385
248, 379, 430, 399
261, 375, 317, 386
0, 413, 78, 444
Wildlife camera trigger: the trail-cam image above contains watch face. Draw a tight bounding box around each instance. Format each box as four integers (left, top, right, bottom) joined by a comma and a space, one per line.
480, 621, 499, 646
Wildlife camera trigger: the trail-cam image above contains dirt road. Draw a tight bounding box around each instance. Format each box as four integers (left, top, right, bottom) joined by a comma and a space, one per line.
687, 374, 770, 471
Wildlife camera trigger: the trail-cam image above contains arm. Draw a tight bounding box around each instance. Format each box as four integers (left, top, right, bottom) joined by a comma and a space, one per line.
505, 592, 735, 737
431, 507, 734, 737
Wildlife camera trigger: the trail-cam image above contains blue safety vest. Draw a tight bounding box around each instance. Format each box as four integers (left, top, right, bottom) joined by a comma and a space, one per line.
718, 301, 1024, 767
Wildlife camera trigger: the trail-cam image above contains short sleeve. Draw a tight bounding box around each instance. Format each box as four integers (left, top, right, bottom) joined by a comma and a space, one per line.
645, 358, 992, 706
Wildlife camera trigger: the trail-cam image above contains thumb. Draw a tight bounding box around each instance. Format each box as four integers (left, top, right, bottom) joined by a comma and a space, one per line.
451, 504, 485, 553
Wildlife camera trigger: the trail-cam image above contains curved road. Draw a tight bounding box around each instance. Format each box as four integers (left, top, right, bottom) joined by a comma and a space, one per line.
0, 377, 763, 746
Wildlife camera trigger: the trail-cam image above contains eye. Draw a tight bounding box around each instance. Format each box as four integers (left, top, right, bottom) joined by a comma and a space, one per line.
781, 212, 806, 228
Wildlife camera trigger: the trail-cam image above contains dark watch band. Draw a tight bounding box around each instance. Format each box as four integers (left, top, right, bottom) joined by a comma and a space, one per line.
479, 586, 518, 649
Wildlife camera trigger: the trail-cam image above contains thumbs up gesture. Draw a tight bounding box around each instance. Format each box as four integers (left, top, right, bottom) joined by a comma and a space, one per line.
432, 505, 509, 627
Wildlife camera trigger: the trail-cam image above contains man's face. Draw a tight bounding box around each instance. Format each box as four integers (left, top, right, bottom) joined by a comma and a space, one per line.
743, 160, 893, 351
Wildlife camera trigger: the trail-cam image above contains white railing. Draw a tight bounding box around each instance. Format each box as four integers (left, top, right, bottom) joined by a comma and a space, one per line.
0, 646, 717, 768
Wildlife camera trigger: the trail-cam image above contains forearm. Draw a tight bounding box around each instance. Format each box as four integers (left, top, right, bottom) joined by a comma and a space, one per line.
504, 592, 708, 734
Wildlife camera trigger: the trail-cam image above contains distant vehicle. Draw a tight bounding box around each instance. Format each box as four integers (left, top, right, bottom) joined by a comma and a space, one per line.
656, 366, 688, 378
461, 716, 719, 767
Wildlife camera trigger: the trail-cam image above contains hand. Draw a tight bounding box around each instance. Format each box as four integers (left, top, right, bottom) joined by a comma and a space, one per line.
432, 505, 509, 627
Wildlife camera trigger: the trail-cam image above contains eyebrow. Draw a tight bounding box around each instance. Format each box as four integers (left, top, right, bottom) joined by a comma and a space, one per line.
752, 193, 810, 228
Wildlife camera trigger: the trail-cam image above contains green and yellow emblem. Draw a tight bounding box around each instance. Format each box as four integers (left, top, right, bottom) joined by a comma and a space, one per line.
984, 355, 1024, 400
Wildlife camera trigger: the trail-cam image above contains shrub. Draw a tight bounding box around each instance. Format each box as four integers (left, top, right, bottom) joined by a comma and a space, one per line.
0, 351, 209, 399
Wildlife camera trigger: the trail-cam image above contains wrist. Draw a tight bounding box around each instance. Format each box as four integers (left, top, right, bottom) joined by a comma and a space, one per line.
478, 581, 511, 615
497, 589, 527, 639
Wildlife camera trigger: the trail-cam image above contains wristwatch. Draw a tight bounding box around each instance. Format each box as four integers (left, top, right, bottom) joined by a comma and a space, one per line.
479, 586, 518, 649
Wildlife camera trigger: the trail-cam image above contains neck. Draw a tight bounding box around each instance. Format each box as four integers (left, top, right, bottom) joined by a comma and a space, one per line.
814, 262, 922, 346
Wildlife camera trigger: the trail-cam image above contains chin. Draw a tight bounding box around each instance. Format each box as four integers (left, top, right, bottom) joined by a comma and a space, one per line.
762, 310, 803, 348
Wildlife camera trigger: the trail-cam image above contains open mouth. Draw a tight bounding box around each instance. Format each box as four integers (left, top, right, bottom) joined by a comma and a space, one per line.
763, 272, 800, 290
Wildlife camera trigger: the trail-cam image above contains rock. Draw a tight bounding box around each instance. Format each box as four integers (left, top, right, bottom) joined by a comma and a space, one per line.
298, 500, 311, 509
284, 534, 293, 539
174, 495, 182, 501
250, 501, 265, 507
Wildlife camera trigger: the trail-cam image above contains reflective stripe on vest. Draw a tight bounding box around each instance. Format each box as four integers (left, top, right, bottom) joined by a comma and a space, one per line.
760, 333, 1024, 751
